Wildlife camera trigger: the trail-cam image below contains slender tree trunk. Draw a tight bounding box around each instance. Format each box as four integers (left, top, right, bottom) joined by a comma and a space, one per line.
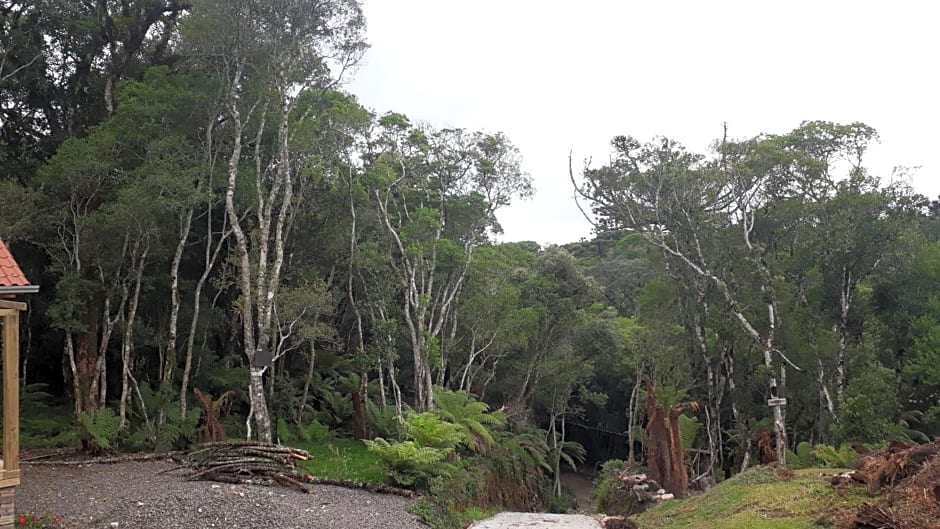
836, 266, 853, 409
163, 209, 192, 389
298, 338, 317, 424
119, 244, 147, 430
627, 372, 642, 463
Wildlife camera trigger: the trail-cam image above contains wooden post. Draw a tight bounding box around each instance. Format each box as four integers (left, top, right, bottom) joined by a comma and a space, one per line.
3, 309, 19, 474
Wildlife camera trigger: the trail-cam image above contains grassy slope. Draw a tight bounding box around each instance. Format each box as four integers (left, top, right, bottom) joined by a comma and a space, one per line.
633, 467, 869, 529
297, 438, 389, 483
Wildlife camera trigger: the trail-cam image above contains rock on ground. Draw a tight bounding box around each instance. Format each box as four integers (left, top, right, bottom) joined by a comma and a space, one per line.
471, 513, 603, 529
17, 460, 423, 529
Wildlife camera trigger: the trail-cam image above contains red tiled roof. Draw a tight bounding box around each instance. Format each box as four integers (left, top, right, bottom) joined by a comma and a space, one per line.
0, 238, 31, 287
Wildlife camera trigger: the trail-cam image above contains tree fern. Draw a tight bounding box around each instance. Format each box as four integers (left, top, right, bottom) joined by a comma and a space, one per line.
300, 419, 331, 443
366, 400, 404, 440
812, 443, 859, 468
364, 438, 455, 488
556, 439, 587, 471
431, 386, 506, 452
677, 414, 700, 452
78, 407, 121, 451
404, 411, 462, 449
501, 430, 552, 473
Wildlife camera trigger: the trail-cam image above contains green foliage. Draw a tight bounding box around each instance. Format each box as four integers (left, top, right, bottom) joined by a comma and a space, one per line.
811, 444, 859, 468
17, 385, 76, 449
833, 364, 903, 443
78, 407, 121, 452
299, 419, 331, 443
366, 400, 404, 439
677, 413, 700, 452
126, 383, 198, 451
592, 459, 643, 515
363, 438, 455, 489
786, 441, 816, 469
431, 387, 506, 452
404, 412, 463, 450
552, 438, 587, 473
276, 417, 294, 445
548, 493, 576, 513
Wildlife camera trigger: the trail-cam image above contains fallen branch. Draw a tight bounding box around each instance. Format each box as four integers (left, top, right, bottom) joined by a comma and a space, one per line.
24, 451, 182, 466
300, 475, 419, 498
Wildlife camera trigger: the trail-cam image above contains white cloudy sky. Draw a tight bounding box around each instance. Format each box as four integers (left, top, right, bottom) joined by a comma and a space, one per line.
348, 1, 939, 245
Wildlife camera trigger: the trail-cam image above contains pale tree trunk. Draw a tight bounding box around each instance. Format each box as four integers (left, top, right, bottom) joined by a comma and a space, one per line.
691, 294, 718, 476
627, 371, 642, 464
180, 211, 228, 418
835, 265, 853, 409
374, 181, 473, 411
119, 243, 148, 430
298, 338, 317, 423
95, 233, 132, 408
818, 357, 836, 426
373, 306, 404, 421
66, 336, 81, 417
180, 120, 228, 418
723, 346, 751, 473
223, 62, 266, 441
162, 209, 192, 390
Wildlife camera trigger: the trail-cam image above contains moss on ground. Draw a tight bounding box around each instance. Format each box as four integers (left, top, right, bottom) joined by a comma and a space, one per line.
632, 467, 871, 529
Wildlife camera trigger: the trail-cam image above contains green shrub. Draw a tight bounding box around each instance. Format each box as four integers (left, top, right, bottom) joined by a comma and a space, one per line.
678, 414, 700, 452
832, 364, 903, 443
367, 400, 404, 439
404, 412, 462, 450
592, 459, 642, 516
126, 383, 198, 451
811, 443, 859, 468
786, 441, 816, 469
20, 407, 76, 449
78, 407, 121, 451
363, 438, 455, 489
548, 492, 576, 513
431, 387, 506, 452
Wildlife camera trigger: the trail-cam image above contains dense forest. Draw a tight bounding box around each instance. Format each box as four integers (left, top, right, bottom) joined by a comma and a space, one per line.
2, 0, 939, 521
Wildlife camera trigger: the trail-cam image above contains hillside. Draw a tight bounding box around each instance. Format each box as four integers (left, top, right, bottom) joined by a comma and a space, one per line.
633, 467, 868, 529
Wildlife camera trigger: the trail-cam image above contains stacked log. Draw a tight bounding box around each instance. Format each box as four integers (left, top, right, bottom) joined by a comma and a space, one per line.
616, 471, 676, 503
169, 441, 419, 498
173, 441, 314, 492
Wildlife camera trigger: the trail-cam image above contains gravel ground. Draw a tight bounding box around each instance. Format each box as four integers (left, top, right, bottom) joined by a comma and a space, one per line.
17, 460, 424, 529
470, 513, 602, 529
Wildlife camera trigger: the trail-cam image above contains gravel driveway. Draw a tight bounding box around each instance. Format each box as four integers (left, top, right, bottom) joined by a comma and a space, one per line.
17, 460, 424, 529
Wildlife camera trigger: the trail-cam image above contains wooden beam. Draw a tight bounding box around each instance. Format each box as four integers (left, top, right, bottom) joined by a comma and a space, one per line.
2, 311, 19, 473
0, 301, 25, 311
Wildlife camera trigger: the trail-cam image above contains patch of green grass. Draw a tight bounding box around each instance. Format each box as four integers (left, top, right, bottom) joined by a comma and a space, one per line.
298, 437, 389, 483
633, 468, 871, 529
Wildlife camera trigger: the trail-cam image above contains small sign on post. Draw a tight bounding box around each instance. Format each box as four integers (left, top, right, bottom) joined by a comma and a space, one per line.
252, 346, 273, 368
767, 397, 787, 407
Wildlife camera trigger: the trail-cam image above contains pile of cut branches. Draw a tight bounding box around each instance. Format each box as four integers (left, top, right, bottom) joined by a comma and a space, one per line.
172, 441, 314, 492
169, 441, 419, 498
833, 439, 940, 529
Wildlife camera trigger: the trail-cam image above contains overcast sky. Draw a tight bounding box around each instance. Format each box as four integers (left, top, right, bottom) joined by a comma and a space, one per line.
348, 1, 940, 245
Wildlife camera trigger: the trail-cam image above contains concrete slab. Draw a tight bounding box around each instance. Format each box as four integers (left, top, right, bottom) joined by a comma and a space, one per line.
470, 513, 603, 528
